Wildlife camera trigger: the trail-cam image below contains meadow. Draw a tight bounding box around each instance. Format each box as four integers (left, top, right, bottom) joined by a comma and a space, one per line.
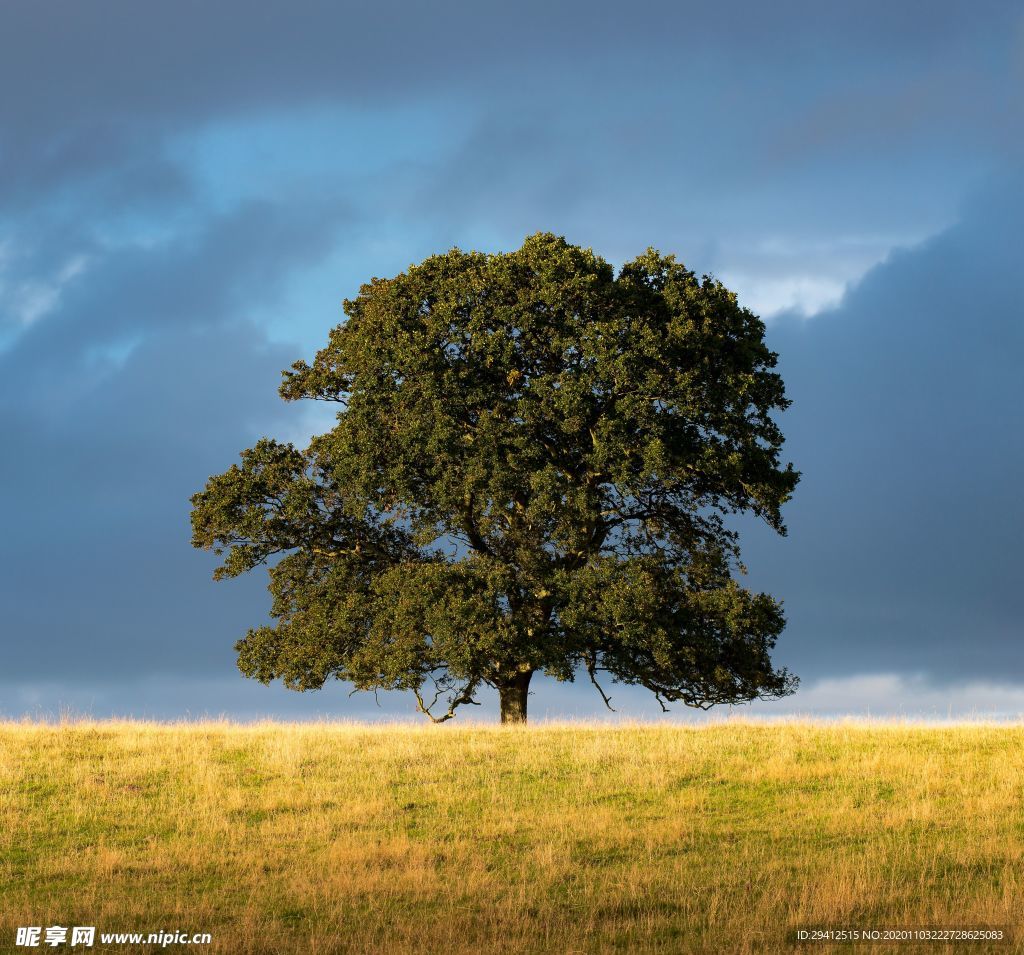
2, 719, 1023, 953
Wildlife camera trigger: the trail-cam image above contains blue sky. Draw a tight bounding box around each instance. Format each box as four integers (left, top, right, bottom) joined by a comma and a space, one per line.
2, 0, 1022, 720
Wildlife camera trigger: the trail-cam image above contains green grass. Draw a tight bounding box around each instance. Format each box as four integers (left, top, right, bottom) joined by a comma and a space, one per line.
1, 720, 1023, 953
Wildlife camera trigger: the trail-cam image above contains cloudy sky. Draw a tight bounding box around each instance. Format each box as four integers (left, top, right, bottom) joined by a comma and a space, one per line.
2, 0, 1021, 721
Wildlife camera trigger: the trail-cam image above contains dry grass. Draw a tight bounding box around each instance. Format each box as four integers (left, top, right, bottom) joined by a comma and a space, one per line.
2, 719, 1023, 953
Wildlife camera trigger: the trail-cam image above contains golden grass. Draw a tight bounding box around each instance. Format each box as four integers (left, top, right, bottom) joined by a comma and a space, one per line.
2, 719, 1023, 953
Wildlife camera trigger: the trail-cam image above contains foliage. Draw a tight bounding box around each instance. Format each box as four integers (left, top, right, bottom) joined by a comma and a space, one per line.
191, 234, 800, 720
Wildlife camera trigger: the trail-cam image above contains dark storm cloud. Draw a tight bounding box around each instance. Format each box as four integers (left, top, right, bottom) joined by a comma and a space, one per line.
0, 124, 191, 216
0, 195, 352, 378
0, 195, 354, 682
1, 0, 1019, 210
394, 15, 1021, 285
1, 0, 1022, 717
0, 324, 296, 681
740, 178, 1024, 684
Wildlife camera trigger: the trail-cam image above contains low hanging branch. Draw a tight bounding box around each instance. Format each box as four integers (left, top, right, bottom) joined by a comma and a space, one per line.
586, 654, 616, 713
413, 676, 483, 724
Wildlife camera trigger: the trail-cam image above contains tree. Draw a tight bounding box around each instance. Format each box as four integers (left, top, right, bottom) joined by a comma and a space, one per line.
191, 233, 800, 723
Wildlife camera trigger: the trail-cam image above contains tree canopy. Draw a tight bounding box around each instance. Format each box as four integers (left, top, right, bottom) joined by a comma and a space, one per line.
191, 233, 800, 722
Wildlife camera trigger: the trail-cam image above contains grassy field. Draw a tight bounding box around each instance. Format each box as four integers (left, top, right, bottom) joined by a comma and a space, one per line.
2, 720, 1023, 953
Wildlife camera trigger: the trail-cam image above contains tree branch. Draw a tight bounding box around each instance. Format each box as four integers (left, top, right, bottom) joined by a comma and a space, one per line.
413, 676, 482, 723
586, 655, 616, 712
459, 492, 494, 557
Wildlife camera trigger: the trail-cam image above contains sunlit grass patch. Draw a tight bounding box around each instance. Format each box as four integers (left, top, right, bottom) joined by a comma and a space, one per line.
1, 719, 1022, 953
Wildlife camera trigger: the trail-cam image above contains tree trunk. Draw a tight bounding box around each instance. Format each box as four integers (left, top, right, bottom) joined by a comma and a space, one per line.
498, 670, 533, 724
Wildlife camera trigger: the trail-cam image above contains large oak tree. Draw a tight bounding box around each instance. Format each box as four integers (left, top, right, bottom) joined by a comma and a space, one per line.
191, 234, 799, 722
